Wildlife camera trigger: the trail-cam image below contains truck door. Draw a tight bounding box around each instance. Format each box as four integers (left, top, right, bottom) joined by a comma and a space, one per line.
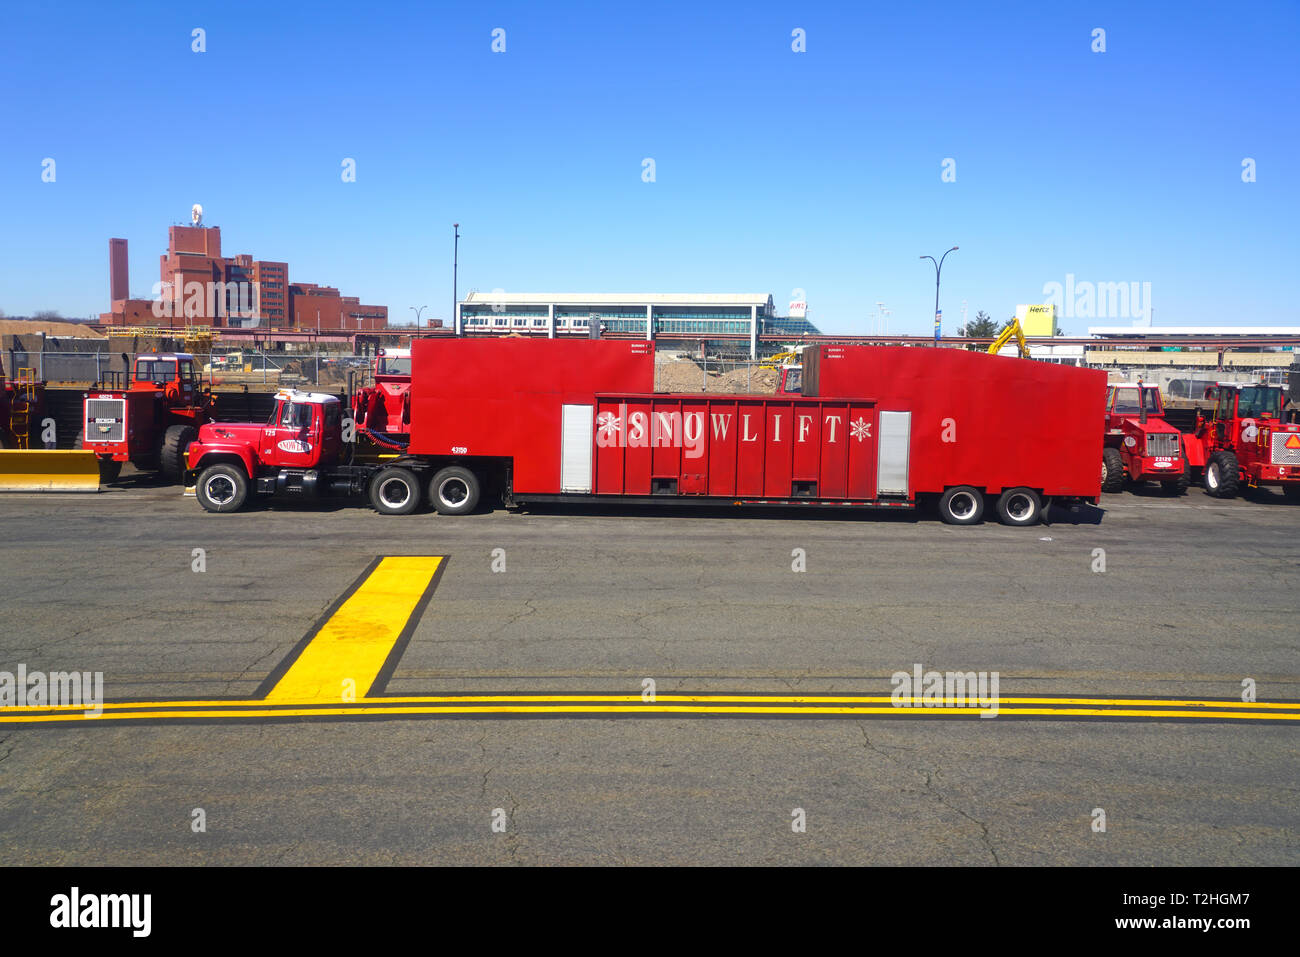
265, 400, 319, 468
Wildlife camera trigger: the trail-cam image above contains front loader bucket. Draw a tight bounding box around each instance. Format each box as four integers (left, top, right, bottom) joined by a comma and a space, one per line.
0, 450, 102, 493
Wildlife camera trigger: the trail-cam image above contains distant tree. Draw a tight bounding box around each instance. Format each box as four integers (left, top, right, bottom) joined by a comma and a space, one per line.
33, 310, 63, 320
957, 310, 1000, 338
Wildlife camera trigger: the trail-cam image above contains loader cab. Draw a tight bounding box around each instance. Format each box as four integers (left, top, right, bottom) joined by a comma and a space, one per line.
375, 348, 412, 379
777, 365, 802, 396
263, 390, 342, 468
1107, 384, 1163, 418
132, 353, 199, 405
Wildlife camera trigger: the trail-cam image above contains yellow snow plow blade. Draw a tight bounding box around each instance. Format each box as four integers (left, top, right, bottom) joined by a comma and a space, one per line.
0, 450, 102, 492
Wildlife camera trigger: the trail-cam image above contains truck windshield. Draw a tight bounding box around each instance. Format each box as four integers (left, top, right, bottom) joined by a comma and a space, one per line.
378, 357, 411, 375
1237, 386, 1282, 419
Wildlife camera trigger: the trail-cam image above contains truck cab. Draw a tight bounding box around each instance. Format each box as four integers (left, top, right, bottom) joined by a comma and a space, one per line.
1101, 383, 1189, 493
187, 389, 356, 511
1193, 383, 1300, 498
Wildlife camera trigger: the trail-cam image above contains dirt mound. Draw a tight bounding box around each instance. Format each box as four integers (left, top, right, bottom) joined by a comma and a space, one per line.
653, 358, 778, 394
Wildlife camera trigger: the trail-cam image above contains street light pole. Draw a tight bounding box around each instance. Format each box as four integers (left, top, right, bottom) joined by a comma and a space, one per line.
920, 246, 959, 345
452, 223, 460, 336
410, 305, 427, 334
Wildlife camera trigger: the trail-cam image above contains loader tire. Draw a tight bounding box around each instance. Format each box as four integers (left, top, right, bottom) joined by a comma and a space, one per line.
1203, 450, 1240, 498
369, 467, 422, 515
938, 486, 984, 525
1162, 462, 1190, 496
74, 430, 122, 482
161, 424, 198, 481
429, 466, 480, 516
995, 487, 1042, 527
1101, 448, 1125, 492
196, 463, 249, 513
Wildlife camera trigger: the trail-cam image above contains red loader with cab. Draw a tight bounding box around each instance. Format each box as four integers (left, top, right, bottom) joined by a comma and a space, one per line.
1186, 382, 1300, 500
1099, 382, 1190, 495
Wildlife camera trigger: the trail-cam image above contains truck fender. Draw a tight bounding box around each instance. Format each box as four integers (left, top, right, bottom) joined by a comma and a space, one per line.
1181, 434, 1207, 468
192, 447, 257, 482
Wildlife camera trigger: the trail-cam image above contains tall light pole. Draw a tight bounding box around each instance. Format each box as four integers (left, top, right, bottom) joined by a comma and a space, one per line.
452, 223, 460, 336
410, 305, 427, 334
920, 246, 958, 345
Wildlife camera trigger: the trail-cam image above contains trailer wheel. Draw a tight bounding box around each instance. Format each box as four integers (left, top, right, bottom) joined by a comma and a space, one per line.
995, 487, 1042, 526
160, 424, 198, 480
429, 466, 480, 516
1203, 450, 1239, 498
74, 430, 123, 482
369, 467, 422, 515
1100, 448, 1125, 492
196, 463, 248, 513
938, 486, 984, 525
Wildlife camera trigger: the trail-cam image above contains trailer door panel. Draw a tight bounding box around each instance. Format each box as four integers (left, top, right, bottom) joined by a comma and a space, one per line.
561, 404, 594, 493
876, 411, 911, 496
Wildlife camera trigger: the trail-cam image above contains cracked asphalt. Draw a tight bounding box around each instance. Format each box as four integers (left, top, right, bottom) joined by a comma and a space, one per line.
0, 476, 1296, 865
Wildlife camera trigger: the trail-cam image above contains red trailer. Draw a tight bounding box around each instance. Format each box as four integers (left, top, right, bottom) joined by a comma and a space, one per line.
189, 338, 1105, 526
407, 339, 1105, 526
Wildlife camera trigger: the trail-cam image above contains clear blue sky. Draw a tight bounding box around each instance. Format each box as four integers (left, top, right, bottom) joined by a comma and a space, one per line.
1, 0, 1296, 335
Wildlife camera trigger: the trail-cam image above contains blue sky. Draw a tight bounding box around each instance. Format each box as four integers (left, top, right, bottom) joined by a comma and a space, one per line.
1, 0, 1296, 335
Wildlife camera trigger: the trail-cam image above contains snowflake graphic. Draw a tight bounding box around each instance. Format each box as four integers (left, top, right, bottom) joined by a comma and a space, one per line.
850, 417, 872, 442
597, 411, 622, 437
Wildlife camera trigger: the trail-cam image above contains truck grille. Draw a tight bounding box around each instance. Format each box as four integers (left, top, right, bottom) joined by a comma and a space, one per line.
1272, 432, 1300, 466
1145, 433, 1180, 457
84, 398, 125, 443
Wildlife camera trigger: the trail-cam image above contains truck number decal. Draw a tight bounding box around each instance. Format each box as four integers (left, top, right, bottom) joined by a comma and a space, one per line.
451, 446, 468, 455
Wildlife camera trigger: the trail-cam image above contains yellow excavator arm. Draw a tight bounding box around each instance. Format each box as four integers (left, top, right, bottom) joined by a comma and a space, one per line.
987, 317, 1030, 358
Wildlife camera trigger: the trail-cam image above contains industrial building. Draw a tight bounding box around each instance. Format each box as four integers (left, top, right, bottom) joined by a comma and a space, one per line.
456, 292, 819, 357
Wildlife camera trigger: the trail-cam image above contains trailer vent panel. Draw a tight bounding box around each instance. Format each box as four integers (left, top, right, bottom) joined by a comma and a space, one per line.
560, 403, 595, 493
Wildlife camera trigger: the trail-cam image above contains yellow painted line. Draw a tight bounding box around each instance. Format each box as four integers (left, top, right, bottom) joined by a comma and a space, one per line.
2, 704, 1299, 724
264, 556, 441, 703
3, 553, 1297, 726
10, 693, 1299, 713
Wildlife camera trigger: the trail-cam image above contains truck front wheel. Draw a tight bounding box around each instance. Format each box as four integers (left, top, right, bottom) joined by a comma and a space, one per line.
429, 466, 480, 516
369, 467, 422, 515
1203, 451, 1240, 498
996, 487, 1042, 526
196, 463, 249, 513
938, 486, 984, 525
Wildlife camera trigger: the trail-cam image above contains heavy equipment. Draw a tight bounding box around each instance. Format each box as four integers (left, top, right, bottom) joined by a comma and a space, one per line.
350, 347, 411, 448
78, 352, 213, 482
187, 339, 1106, 526
987, 317, 1030, 358
0, 368, 46, 449
1100, 382, 1190, 494
1186, 382, 1300, 499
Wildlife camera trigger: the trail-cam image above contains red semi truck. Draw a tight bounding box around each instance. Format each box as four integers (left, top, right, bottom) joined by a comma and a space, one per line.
187, 338, 1105, 526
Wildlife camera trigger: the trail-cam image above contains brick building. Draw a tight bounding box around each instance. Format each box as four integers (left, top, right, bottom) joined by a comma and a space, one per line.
100, 226, 386, 331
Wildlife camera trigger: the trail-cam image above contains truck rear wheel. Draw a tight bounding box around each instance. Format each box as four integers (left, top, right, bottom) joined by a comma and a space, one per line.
1100, 448, 1124, 492
429, 466, 480, 516
161, 424, 198, 480
1203, 450, 1240, 498
995, 487, 1042, 526
196, 463, 249, 513
938, 486, 984, 525
369, 467, 422, 515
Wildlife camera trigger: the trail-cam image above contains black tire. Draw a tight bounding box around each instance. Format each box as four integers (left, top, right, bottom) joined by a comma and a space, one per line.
1161, 461, 1190, 496
995, 487, 1042, 526
1101, 447, 1125, 492
369, 467, 422, 515
75, 429, 122, 482
160, 424, 198, 480
937, 486, 984, 525
429, 466, 480, 516
196, 463, 249, 513
1203, 450, 1240, 498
